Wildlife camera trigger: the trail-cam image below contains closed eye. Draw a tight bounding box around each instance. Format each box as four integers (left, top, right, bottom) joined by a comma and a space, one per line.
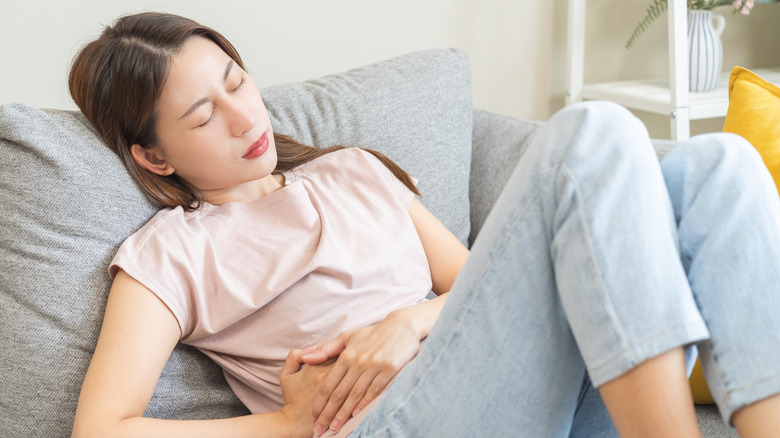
197, 106, 216, 128
195, 76, 246, 128
230, 77, 247, 94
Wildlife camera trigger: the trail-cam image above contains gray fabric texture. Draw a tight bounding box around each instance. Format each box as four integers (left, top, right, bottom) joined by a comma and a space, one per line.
469, 109, 543, 245
0, 48, 474, 437
696, 405, 738, 438
263, 48, 473, 245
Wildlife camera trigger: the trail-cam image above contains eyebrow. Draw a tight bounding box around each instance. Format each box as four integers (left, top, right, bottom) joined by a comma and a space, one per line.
177, 60, 235, 120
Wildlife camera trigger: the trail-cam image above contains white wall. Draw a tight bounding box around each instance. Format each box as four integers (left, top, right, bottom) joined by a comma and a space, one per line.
2, 0, 779, 139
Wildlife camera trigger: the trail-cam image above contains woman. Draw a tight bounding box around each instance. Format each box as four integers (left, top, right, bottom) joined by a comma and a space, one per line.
69, 12, 780, 438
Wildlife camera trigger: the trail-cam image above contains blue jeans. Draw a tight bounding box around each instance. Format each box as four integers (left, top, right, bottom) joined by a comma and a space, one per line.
351, 101, 780, 437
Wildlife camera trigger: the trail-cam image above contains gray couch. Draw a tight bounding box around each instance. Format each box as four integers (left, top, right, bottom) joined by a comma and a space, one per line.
0, 49, 734, 437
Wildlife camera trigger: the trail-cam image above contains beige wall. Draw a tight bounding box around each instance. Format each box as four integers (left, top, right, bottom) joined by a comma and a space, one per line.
1, 0, 778, 139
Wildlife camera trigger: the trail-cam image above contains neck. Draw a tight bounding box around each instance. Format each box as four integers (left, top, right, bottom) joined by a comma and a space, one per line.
202, 174, 285, 206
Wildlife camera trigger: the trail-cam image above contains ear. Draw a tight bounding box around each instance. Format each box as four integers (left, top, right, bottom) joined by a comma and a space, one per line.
130, 144, 175, 176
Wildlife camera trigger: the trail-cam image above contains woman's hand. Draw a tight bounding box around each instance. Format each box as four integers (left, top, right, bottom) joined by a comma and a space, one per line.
296, 301, 443, 435
296, 199, 466, 435
278, 348, 337, 438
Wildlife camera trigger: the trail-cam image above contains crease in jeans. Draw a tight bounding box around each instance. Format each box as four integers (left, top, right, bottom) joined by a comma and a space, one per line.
588, 318, 707, 381
558, 163, 632, 370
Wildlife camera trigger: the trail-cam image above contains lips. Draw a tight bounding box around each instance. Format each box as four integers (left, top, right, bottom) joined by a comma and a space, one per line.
243, 132, 269, 159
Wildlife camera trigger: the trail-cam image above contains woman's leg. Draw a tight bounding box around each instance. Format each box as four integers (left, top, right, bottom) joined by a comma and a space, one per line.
351, 101, 709, 437
598, 347, 700, 437
660, 133, 780, 435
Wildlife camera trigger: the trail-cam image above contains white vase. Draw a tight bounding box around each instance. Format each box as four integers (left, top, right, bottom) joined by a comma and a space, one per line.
688, 9, 725, 92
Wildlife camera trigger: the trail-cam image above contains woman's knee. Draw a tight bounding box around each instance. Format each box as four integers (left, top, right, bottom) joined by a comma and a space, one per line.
544, 101, 656, 167
666, 133, 770, 189
550, 101, 645, 137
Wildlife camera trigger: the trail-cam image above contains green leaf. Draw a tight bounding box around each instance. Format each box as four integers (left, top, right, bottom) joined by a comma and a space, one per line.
626, 0, 668, 50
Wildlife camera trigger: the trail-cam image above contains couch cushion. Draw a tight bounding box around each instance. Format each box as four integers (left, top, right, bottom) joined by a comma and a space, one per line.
0, 48, 473, 437
469, 110, 542, 245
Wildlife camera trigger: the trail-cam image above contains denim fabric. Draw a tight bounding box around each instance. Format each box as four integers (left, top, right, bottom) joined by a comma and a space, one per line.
350, 101, 780, 437
661, 133, 780, 423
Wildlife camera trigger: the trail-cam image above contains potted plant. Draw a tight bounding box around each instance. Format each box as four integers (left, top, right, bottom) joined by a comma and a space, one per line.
627, 0, 779, 92
627, 0, 777, 49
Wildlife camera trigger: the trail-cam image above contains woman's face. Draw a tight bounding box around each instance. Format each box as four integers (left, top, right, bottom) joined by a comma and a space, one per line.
142, 36, 280, 204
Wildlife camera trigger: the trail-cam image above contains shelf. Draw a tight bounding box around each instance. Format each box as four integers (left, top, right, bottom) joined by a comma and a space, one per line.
582, 67, 780, 120
565, 0, 759, 140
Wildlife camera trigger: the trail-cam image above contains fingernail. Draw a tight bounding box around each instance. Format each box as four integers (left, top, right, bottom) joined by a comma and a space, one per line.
314, 423, 325, 435
353, 407, 361, 416
330, 419, 341, 430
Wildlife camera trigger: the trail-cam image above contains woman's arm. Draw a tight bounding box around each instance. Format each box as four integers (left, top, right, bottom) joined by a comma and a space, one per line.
301, 198, 469, 434
72, 270, 316, 438
409, 197, 470, 296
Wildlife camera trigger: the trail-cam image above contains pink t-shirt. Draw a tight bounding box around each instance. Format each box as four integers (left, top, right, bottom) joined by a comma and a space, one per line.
110, 148, 432, 435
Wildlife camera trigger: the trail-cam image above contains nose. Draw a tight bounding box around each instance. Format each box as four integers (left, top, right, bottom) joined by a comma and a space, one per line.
225, 98, 256, 137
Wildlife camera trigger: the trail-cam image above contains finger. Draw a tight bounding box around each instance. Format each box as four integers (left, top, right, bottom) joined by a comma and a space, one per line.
327, 370, 379, 430
353, 371, 394, 416
312, 359, 349, 419
300, 335, 349, 364
280, 350, 303, 381
289, 345, 318, 361
315, 367, 371, 432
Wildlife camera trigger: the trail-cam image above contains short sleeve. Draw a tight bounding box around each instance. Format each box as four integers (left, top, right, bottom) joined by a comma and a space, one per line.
108, 209, 196, 337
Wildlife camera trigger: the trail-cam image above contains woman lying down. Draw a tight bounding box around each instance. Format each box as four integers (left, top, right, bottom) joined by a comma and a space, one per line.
70, 11, 780, 438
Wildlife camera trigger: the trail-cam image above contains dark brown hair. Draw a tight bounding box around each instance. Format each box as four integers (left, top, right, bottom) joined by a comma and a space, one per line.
69, 12, 419, 211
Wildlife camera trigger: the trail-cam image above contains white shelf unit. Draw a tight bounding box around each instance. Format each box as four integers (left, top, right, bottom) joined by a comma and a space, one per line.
565, 0, 780, 140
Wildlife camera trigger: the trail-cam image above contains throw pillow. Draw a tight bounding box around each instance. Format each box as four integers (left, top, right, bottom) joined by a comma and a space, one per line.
722, 66, 780, 192
689, 357, 715, 404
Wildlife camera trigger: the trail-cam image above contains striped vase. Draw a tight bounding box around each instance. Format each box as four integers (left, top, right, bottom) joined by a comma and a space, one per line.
688, 9, 725, 92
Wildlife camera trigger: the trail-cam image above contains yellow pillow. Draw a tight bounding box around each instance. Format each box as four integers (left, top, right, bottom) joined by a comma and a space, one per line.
689, 359, 715, 404
722, 66, 780, 193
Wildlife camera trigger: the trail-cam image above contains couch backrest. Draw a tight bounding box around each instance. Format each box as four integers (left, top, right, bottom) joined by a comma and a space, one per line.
468, 110, 543, 245
467, 111, 679, 246
0, 48, 474, 437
